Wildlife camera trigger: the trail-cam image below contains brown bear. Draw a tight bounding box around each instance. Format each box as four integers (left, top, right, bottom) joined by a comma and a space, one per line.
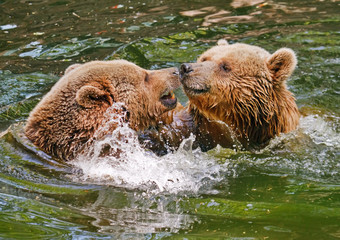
180, 39, 300, 149
25, 60, 180, 160
141, 40, 300, 153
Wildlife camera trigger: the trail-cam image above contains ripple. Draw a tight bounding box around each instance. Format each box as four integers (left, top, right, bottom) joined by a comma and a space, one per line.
0, 24, 17, 31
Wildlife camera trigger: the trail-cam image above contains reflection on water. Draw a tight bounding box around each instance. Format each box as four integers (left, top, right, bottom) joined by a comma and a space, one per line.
81, 188, 196, 235
0, 0, 339, 239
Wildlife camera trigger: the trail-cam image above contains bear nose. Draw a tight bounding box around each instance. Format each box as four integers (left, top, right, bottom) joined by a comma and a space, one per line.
180, 63, 193, 77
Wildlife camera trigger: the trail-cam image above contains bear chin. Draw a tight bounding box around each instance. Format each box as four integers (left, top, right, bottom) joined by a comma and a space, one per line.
182, 85, 210, 96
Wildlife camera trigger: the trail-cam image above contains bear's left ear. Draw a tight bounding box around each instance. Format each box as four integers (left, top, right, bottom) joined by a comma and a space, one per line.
217, 39, 229, 46
267, 48, 297, 84
65, 64, 82, 75
76, 85, 113, 108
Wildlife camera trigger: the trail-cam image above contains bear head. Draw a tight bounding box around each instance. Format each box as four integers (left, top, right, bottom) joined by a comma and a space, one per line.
25, 60, 180, 160
179, 40, 300, 146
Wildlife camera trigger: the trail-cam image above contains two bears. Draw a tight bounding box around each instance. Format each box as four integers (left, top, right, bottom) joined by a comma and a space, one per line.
25, 40, 300, 160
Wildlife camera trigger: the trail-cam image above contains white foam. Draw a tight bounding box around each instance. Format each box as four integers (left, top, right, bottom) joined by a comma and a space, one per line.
70, 103, 226, 195
299, 114, 340, 147
70, 107, 340, 193
256, 114, 340, 179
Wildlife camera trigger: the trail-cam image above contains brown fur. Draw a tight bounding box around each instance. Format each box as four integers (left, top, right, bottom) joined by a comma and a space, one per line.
25, 60, 180, 160
141, 40, 300, 153
184, 40, 300, 148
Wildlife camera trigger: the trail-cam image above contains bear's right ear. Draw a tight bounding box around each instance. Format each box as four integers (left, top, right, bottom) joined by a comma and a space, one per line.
76, 85, 113, 108
267, 48, 297, 84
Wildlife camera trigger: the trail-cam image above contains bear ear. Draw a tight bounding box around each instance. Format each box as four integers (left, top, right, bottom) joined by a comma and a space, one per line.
76, 85, 113, 108
65, 64, 82, 75
267, 48, 297, 84
217, 39, 229, 46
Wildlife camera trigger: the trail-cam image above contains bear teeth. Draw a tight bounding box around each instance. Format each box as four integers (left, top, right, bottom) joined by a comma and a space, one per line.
184, 86, 209, 95
161, 90, 174, 99
160, 90, 177, 108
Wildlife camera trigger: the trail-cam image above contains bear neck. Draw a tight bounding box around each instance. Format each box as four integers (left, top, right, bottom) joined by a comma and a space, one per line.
228, 88, 300, 146
188, 88, 299, 149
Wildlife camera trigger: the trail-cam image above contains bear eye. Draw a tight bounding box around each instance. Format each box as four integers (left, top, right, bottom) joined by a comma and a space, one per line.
201, 57, 208, 62
220, 63, 231, 72
144, 73, 149, 82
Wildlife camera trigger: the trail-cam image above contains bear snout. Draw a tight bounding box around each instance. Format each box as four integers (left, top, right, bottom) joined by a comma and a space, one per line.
179, 63, 193, 79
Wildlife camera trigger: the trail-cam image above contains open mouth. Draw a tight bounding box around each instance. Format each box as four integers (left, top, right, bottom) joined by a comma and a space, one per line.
160, 90, 177, 109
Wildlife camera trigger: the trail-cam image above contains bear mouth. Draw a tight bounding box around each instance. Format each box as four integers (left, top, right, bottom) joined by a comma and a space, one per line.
183, 85, 210, 96
160, 90, 177, 109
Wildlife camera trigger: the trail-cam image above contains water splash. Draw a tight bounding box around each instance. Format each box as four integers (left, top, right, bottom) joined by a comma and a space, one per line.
299, 115, 340, 147
71, 105, 340, 193
253, 114, 340, 180
70, 103, 226, 195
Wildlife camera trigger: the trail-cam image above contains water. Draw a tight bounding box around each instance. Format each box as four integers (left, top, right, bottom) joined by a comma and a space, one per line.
0, 0, 339, 239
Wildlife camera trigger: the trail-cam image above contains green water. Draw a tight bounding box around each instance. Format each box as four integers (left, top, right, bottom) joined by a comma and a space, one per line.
0, 0, 339, 239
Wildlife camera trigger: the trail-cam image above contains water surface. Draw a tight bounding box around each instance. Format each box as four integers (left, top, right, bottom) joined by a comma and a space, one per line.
0, 0, 339, 239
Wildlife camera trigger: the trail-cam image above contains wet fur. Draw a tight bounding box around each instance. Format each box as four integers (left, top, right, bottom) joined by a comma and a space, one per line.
25, 60, 179, 160
143, 40, 300, 153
